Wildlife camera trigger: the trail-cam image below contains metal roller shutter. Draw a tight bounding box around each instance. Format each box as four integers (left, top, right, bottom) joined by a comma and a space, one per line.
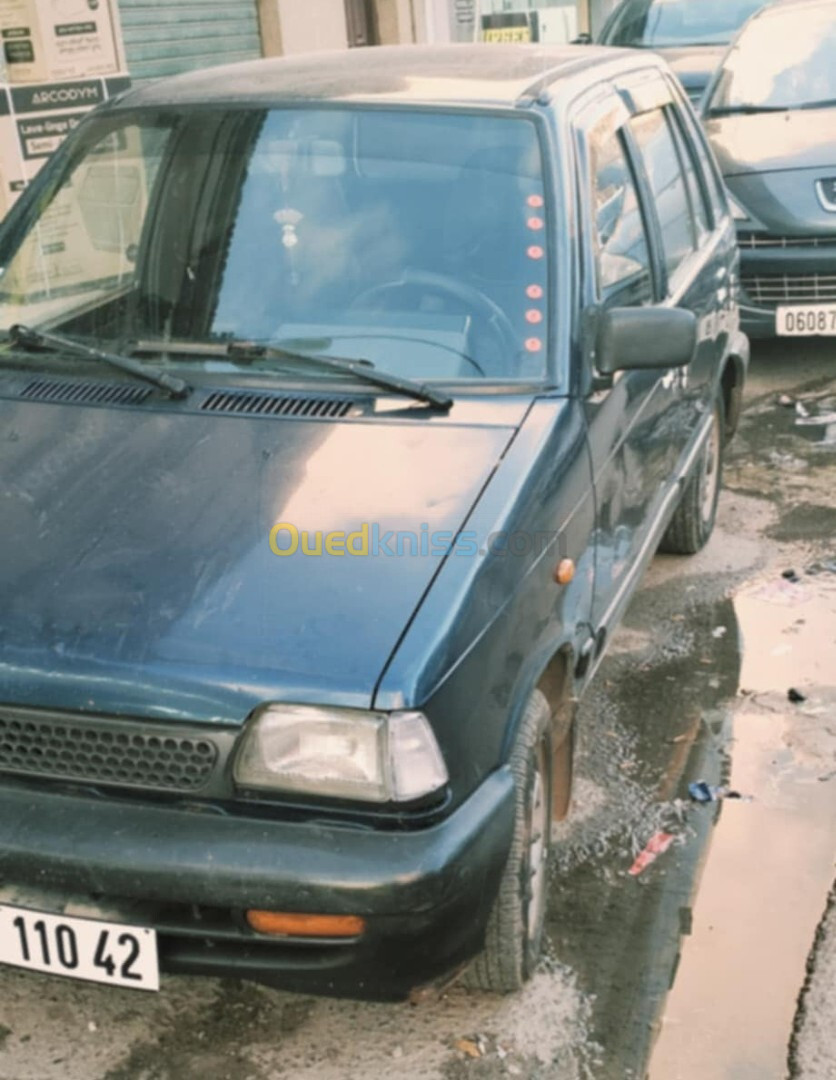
119, 0, 263, 80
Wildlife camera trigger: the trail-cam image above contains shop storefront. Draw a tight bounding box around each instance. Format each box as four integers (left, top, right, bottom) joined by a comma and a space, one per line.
478, 0, 585, 43
433, 0, 614, 44
119, 0, 263, 81
0, 0, 378, 210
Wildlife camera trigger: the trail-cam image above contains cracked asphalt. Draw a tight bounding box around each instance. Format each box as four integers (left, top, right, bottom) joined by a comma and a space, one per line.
0, 337, 834, 1080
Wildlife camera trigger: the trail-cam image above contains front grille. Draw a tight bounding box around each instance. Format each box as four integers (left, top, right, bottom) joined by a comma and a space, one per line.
201, 390, 357, 419
741, 274, 836, 307
738, 233, 836, 250
0, 710, 219, 793
20, 377, 152, 407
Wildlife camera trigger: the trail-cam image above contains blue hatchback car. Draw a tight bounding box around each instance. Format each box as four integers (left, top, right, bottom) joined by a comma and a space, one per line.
0, 45, 747, 1000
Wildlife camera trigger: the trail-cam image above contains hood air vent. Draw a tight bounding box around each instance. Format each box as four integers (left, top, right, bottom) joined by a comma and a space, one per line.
21, 377, 152, 407
200, 390, 357, 419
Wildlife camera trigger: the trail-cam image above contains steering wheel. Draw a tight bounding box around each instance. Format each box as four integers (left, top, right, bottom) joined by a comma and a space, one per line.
350, 270, 522, 376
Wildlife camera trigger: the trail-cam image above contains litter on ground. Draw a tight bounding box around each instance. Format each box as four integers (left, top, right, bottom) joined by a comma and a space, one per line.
628, 832, 675, 877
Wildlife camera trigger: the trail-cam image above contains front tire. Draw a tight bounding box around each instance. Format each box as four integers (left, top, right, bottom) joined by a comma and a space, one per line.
660, 396, 724, 555
465, 690, 554, 992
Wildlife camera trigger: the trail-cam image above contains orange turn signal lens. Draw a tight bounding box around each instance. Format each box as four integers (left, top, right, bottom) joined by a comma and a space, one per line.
246, 910, 366, 938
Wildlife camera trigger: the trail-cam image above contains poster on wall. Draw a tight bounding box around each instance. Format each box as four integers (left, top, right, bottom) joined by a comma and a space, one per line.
0, 73, 129, 213
480, 11, 539, 42
480, 6, 578, 44
0, 0, 126, 84
449, 0, 476, 42
0, 118, 150, 325
0, 88, 20, 217
0, 0, 129, 216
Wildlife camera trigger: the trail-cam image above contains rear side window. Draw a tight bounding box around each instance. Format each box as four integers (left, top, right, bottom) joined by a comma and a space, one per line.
667, 107, 710, 242
672, 92, 729, 224
629, 108, 697, 284
589, 125, 654, 306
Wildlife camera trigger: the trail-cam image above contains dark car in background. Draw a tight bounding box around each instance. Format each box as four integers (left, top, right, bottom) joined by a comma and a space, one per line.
702, 0, 836, 337
0, 44, 746, 1002
598, 0, 773, 104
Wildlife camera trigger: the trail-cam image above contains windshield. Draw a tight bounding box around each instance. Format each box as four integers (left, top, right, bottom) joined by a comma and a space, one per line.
604, 0, 767, 47
707, 3, 836, 112
0, 107, 550, 385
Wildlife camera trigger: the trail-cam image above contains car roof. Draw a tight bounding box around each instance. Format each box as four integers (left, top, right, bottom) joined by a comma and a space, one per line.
111, 43, 641, 112
729, 0, 835, 39
758, 0, 835, 13
772, 0, 835, 7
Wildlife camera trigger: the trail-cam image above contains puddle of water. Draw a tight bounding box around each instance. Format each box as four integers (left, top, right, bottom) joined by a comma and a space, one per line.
548, 753, 722, 1080
552, 564, 836, 1080
648, 710, 835, 1080
795, 422, 836, 448
547, 596, 741, 1080
648, 570, 836, 1080
736, 570, 836, 696
793, 398, 836, 449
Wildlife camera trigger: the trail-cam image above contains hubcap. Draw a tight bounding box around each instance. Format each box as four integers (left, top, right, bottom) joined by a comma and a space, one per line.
525, 741, 549, 942
700, 411, 721, 524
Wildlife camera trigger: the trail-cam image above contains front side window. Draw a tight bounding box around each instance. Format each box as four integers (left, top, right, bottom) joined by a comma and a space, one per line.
629, 108, 697, 285
605, 0, 768, 47
0, 108, 551, 384
706, 3, 836, 114
588, 123, 654, 306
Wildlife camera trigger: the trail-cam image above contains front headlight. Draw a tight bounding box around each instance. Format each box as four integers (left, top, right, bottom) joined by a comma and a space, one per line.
233, 704, 448, 803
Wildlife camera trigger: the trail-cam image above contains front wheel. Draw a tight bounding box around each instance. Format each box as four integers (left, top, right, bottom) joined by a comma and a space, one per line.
465, 690, 554, 992
660, 396, 724, 556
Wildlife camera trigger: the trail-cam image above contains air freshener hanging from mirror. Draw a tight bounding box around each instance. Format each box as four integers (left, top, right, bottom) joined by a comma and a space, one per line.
273, 208, 303, 285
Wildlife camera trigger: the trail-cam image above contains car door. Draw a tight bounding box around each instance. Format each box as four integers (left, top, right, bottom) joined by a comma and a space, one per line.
572, 85, 679, 635
617, 71, 732, 471
666, 76, 740, 436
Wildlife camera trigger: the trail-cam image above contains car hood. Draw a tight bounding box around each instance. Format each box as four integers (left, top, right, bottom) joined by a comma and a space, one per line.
656, 45, 725, 94
0, 389, 528, 723
704, 108, 836, 177
724, 167, 836, 235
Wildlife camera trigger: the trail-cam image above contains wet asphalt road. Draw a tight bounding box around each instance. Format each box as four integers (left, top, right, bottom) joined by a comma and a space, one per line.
0, 338, 834, 1080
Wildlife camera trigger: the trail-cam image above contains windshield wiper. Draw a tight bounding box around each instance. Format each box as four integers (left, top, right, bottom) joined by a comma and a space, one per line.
138, 336, 453, 411
707, 104, 792, 116
711, 98, 836, 116
9, 324, 190, 399
796, 97, 836, 111
237, 340, 453, 411
632, 39, 722, 47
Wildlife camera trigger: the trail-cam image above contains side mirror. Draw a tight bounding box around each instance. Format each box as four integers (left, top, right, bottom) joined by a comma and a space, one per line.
595, 306, 697, 376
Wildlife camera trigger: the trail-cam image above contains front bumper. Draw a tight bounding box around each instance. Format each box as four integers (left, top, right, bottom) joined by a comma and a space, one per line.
739, 301, 777, 339
0, 769, 515, 1000
738, 238, 836, 338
